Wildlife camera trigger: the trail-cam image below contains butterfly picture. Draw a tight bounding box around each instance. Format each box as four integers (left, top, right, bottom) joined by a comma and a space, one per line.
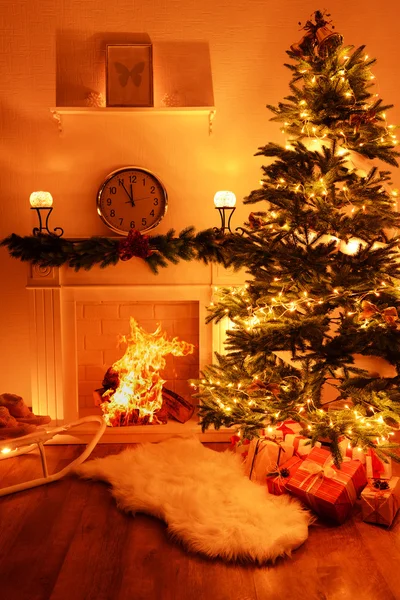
114, 62, 145, 87
107, 44, 153, 107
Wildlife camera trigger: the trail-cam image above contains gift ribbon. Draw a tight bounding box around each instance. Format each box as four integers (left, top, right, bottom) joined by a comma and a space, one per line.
298, 455, 356, 512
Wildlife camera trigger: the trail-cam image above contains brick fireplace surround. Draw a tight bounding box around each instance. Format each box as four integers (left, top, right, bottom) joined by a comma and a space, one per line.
27, 261, 234, 443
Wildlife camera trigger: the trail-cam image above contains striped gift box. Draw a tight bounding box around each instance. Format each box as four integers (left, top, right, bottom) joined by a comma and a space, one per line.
285, 446, 367, 524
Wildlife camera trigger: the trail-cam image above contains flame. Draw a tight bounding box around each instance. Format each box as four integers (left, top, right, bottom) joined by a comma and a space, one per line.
100, 317, 194, 426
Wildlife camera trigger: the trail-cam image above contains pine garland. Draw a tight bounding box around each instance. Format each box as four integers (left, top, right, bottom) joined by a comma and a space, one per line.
1, 228, 240, 274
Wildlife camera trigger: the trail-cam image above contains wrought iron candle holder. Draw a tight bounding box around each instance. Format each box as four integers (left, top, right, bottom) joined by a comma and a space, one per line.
213, 191, 236, 234
30, 192, 64, 237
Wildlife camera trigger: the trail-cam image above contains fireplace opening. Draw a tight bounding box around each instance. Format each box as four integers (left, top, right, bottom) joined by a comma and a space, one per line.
77, 301, 200, 425
94, 317, 194, 426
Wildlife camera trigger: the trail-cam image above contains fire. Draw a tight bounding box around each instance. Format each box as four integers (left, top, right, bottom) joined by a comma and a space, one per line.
100, 317, 194, 426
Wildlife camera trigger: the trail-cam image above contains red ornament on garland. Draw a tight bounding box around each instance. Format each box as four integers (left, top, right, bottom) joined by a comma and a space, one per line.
118, 229, 153, 261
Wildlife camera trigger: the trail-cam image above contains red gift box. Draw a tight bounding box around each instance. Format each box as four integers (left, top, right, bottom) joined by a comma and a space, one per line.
285, 447, 367, 523
266, 455, 304, 496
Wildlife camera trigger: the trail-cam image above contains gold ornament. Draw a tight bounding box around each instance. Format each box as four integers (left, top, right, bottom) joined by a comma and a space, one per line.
360, 301, 398, 327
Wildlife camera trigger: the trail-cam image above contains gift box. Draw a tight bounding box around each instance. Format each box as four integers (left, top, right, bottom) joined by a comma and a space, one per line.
230, 435, 250, 461
244, 437, 294, 484
285, 433, 321, 457
266, 455, 304, 495
338, 438, 366, 464
285, 447, 368, 524
365, 449, 392, 480
361, 478, 399, 527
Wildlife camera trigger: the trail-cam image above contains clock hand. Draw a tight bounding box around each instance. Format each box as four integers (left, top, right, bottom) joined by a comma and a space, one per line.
121, 182, 135, 206
132, 196, 150, 202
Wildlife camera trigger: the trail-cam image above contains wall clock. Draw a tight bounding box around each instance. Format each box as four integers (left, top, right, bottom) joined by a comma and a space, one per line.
97, 166, 168, 236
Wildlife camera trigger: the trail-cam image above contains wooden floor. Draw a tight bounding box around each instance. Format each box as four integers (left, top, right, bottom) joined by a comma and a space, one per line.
1, 444, 400, 600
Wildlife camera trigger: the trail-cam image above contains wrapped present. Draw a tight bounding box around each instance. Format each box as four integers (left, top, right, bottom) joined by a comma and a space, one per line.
365, 449, 392, 480
338, 438, 366, 464
361, 478, 399, 527
286, 447, 367, 524
266, 456, 304, 495
230, 435, 250, 461
285, 433, 321, 457
244, 438, 294, 484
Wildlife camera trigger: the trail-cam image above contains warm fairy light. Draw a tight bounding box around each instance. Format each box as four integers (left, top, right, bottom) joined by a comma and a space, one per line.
213, 191, 236, 208
29, 191, 53, 208
100, 318, 194, 426
340, 238, 366, 255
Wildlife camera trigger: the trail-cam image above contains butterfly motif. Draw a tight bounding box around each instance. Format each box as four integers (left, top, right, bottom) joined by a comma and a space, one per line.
114, 62, 145, 87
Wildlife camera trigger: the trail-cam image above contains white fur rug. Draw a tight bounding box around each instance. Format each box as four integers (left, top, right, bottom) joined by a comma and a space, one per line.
76, 437, 309, 563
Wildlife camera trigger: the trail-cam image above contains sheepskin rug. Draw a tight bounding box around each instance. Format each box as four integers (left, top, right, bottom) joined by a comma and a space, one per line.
76, 437, 310, 563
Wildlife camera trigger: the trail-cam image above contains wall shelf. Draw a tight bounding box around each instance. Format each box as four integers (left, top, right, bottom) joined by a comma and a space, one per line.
50, 106, 216, 134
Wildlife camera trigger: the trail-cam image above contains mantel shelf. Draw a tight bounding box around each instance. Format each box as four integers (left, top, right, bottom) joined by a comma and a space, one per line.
50, 106, 216, 134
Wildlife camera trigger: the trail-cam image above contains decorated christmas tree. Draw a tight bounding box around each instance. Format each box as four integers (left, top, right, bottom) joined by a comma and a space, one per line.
194, 10, 400, 464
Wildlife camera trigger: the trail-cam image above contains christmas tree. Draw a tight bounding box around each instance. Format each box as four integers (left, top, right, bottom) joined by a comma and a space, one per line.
194, 10, 400, 464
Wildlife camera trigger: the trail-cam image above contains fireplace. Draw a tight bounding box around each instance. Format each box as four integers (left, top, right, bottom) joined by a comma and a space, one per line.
26, 261, 233, 442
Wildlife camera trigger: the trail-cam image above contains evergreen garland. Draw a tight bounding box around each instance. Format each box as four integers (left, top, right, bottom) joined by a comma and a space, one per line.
1, 228, 240, 274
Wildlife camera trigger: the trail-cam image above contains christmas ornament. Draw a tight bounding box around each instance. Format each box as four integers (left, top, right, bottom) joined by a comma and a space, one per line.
248, 212, 267, 230
118, 229, 153, 261
360, 301, 398, 327
350, 109, 377, 133
372, 479, 390, 490
290, 10, 342, 58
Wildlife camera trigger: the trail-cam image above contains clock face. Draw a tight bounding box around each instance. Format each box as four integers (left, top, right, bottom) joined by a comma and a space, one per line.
97, 167, 168, 236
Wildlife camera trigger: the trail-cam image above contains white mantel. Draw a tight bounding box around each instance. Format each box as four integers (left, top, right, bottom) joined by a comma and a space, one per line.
27, 260, 245, 443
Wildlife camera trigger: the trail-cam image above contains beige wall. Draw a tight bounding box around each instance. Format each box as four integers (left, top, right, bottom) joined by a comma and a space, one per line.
0, 0, 399, 400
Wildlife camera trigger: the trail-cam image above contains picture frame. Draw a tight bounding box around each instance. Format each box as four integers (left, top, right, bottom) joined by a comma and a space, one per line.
106, 44, 153, 107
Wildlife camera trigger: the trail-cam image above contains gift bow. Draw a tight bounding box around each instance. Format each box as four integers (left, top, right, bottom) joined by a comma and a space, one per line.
299, 459, 336, 484
360, 301, 398, 327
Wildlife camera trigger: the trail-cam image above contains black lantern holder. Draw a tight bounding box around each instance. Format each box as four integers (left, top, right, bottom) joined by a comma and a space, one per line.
214, 206, 236, 235
31, 206, 64, 237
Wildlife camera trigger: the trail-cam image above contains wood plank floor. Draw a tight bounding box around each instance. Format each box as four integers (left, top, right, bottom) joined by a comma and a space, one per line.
1, 443, 400, 600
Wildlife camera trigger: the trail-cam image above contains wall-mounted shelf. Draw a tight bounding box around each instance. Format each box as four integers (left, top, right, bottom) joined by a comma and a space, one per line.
50, 106, 216, 134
